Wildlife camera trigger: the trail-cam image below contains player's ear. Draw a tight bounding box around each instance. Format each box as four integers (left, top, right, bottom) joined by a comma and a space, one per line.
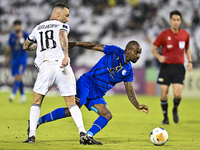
57, 10, 61, 17
169, 18, 172, 24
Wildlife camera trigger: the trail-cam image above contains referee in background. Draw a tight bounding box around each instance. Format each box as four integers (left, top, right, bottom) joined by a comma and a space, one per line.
151, 10, 193, 124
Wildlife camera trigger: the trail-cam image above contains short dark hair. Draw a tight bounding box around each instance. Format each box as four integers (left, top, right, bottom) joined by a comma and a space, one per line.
52, 3, 69, 10
126, 40, 140, 50
13, 20, 22, 25
170, 10, 182, 19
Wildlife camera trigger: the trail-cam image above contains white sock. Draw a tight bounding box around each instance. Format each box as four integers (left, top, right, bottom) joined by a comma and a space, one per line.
29, 104, 41, 137
10, 93, 15, 99
69, 105, 86, 134
21, 95, 26, 102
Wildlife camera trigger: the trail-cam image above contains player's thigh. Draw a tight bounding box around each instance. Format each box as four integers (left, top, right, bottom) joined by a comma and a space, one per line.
157, 68, 171, 86
93, 104, 112, 120
75, 78, 90, 107
172, 83, 183, 99
56, 65, 76, 97
171, 64, 185, 85
12, 63, 26, 77
33, 62, 55, 95
160, 84, 169, 100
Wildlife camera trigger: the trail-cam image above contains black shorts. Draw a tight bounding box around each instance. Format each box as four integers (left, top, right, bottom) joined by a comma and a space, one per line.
157, 64, 185, 86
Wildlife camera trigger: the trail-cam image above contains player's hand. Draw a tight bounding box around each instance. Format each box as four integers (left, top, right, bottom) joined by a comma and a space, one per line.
158, 55, 167, 63
60, 57, 69, 68
68, 42, 77, 49
187, 62, 193, 72
137, 105, 149, 114
2, 57, 7, 65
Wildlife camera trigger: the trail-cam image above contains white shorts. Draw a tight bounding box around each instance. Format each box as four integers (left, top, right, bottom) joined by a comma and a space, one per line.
33, 60, 76, 96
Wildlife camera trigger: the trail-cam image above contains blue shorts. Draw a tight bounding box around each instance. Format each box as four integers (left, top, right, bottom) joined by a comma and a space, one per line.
11, 63, 26, 76
75, 77, 107, 111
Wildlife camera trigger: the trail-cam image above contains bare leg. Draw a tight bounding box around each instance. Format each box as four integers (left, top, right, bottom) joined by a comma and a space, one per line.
172, 83, 183, 100
93, 104, 112, 120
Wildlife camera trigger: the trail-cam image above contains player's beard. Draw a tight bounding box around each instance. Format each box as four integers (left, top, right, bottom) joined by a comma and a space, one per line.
16, 29, 21, 33
61, 19, 67, 24
131, 58, 139, 63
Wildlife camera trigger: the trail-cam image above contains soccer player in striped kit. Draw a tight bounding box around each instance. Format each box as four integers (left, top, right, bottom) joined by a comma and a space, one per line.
22, 3, 90, 144
151, 10, 193, 124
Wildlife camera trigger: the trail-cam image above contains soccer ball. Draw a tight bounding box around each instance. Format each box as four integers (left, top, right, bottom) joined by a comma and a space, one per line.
150, 127, 168, 146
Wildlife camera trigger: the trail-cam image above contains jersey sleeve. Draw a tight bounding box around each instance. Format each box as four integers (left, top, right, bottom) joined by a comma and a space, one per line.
153, 31, 164, 47
23, 31, 29, 40
185, 32, 190, 49
124, 68, 134, 82
7, 33, 13, 46
103, 45, 122, 55
27, 27, 37, 43
60, 23, 70, 34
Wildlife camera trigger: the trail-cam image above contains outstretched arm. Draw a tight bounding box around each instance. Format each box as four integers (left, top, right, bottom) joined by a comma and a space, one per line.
69, 41, 105, 52
124, 82, 149, 114
23, 39, 37, 51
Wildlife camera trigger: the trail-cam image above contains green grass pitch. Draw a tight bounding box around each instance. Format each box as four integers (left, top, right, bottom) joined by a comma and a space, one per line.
0, 92, 199, 150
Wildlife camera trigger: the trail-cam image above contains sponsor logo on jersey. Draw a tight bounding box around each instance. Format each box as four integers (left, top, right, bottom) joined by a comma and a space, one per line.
167, 44, 173, 48
122, 69, 127, 75
179, 41, 185, 49
63, 25, 68, 29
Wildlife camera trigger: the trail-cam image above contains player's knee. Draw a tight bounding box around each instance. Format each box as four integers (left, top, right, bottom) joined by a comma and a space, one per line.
32, 99, 42, 106
161, 95, 168, 100
174, 95, 181, 100
107, 112, 112, 120
101, 110, 112, 120
161, 93, 168, 100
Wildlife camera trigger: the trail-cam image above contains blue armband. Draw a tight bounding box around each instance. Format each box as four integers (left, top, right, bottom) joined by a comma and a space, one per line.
90, 106, 98, 114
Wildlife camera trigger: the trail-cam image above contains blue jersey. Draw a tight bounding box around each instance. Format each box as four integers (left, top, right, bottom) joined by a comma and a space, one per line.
8, 31, 29, 66
81, 45, 133, 98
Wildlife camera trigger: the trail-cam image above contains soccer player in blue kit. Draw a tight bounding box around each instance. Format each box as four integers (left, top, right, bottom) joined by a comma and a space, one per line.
2, 20, 29, 103
27, 41, 149, 145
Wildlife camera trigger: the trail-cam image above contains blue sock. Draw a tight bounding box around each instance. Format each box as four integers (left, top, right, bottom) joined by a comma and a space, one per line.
87, 116, 109, 137
12, 81, 20, 95
19, 81, 25, 95
38, 108, 66, 124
